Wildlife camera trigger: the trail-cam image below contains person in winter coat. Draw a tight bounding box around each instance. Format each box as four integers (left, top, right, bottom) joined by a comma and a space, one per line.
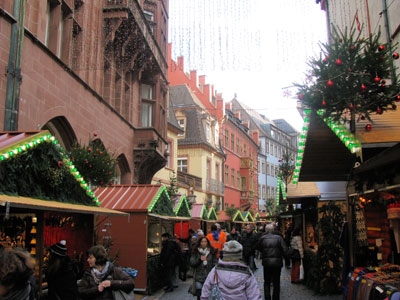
159, 233, 182, 292
46, 240, 78, 300
0, 248, 35, 300
189, 237, 218, 300
241, 224, 258, 272
206, 224, 226, 258
226, 226, 242, 244
290, 227, 304, 283
257, 223, 288, 300
200, 240, 262, 300
78, 245, 134, 300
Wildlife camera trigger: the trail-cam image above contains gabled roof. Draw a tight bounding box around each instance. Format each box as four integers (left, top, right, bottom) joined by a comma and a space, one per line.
173, 194, 192, 217
95, 185, 174, 215
0, 130, 97, 205
273, 119, 298, 135
207, 207, 218, 220
191, 203, 208, 219
168, 105, 184, 133
232, 210, 245, 222
242, 211, 254, 222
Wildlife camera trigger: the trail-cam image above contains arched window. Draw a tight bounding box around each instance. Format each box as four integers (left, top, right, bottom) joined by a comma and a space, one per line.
42, 116, 76, 150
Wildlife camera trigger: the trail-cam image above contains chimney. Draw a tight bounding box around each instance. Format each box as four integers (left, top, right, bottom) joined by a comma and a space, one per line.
199, 75, 206, 86
177, 56, 184, 71
204, 84, 210, 102
190, 70, 197, 87
252, 131, 259, 144
225, 102, 232, 111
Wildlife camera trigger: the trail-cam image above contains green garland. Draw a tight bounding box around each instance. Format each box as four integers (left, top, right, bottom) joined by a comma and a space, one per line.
0, 142, 94, 205
68, 134, 117, 186
295, 27, 399, 125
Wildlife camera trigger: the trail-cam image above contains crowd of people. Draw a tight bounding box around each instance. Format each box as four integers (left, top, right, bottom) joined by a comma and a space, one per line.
161, 222, 304, 300
0, 222, 303, 300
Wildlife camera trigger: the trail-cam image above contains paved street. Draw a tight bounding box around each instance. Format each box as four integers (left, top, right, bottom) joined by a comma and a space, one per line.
139, 259, 342, 300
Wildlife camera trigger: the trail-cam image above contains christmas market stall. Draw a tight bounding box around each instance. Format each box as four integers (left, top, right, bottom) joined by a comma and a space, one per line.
94, 184, 180, 294
189, 203, 209, 233
0, 131, 127, 296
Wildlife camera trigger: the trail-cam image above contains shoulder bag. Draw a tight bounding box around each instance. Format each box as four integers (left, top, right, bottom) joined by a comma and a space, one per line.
208, 270, 223, 300
112, 289, 135, 300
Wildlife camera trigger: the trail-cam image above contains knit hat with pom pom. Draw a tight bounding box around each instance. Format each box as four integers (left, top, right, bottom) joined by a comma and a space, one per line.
222, 240, 243, 261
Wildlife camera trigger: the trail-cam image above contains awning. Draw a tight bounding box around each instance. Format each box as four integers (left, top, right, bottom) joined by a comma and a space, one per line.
148, 213, 191, 221
353, 143, 400, 174
0, 194, 127, 216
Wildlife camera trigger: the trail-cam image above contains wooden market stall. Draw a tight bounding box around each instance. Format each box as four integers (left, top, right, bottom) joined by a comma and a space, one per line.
95, 184, 184, 294
0, 131, 127, 296
189, 203, 209, 234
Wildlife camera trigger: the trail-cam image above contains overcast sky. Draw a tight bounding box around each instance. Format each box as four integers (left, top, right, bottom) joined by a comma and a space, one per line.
168, 0, 328, 130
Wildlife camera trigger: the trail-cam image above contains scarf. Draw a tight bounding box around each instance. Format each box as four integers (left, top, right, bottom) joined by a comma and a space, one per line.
91, 261, 111, 284
1, 283, 31, 300
212, 230, 220, 241
198, 247, 210, 266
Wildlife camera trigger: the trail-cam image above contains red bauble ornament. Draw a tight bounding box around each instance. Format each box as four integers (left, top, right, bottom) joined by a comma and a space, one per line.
89, 165, 92, 168
350, 45, 355, 51
393, 52, 400, 60
88, 148, 92, 152
378, 45, 385, 52
397, 95, 400, 102
108, 171, 112, 175
298, 94, 303, 100
323, 58, 328, 63
335, 59, 342, 66
99, 151, 103, 155
381, 79, 386, 84
361, 84, 367, 92
376, 108, 383, 114
365, 124, 372, 131
322, 100, 327, 106
350, 104, 354, 109
58, 161, 63, 168
93, 132, 97, 137
326, 80, 334, 88
100, 181, 104, 185
374, 76, 381, 83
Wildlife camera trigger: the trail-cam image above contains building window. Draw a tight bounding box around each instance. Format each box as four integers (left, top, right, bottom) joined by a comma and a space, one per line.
225, 165, 229, 184
258, 184, 261, 198
262, 185, 266, 200
236, 138, 240, 153
206, 123, 211, 142
177, 119, 185, 137
262, 162, 266, 174
141, 84, 153, 127
231, 168, 235, 186
241, 177, 246, 190
177, 158, 187, 173
231, 133, 235, 150
225, 130, 229, 147
257, 160, 260, 171
237, 171, 240, 187
244, 144, 247, 157
267, 163, 270, 176
266, 141, 269, 154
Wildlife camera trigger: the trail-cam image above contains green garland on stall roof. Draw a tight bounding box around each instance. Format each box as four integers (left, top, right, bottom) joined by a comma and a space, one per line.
175, 197, 191, 217
310, 201, 344, 294
0, 142, 95, 205
150, 191, 175, 216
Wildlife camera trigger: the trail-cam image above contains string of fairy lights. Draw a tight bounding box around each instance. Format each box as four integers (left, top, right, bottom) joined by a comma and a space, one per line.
0, 132, 99, 205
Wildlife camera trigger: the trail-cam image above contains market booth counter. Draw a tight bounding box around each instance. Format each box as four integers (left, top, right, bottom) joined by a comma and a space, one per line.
95, 184, 186, 295
0, 131, 127, 296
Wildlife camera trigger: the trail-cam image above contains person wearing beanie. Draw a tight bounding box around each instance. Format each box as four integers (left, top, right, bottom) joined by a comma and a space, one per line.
200, 241, 262, 300
46, 240, 78, 300
257, 223, 289, 300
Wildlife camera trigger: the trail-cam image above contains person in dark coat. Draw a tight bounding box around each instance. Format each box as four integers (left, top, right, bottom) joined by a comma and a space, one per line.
227, 226, 242, 244
46, 240, 78, 300
160, 233, 182, 292
0, 248, 35, 300
284, 226, 292, 269
78, 245, 134, 300
189, 237, 217, 300
241, 225, 258, 272
257, 223, 288, 300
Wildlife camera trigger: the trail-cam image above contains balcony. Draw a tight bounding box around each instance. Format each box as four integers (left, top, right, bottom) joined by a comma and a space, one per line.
240, 157, 254, 169
206, 178, 224, 195
240, 190, 254, 210
103, 0, 167, 79
177, 171, 202, 190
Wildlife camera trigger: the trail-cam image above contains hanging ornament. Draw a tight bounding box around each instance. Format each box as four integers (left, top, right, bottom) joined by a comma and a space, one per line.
381, 79, 386, 84
350, 45, 355, 52
350, 104, 354, 109
326, 80, 334, 88
376, 107, 383, 114
378, 45, 385, 52
322, 100, 327, 106
335, 59, 342, 66
298, 94, 303, 100
361, 84, 367, 92
397, 95, 400, 102
323, 58, 328, 64
88, 148, 92, 152
374, 76, 381, 83
393, 52, 399, 60
58, 161, 63, 168
365, 124, 372, 131
93, 132, 98, 137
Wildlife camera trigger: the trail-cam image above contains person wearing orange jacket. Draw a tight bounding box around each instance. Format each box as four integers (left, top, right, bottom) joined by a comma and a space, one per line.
206, 223, 227, 258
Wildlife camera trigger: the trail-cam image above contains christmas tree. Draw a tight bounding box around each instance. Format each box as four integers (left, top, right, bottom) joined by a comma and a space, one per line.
295, 27, 399, 131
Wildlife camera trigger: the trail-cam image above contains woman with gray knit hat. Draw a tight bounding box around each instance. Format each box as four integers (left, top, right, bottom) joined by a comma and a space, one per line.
200, 240, 262, 300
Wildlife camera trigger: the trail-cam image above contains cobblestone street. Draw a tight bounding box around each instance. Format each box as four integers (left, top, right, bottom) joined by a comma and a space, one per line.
139, 259, 342, 300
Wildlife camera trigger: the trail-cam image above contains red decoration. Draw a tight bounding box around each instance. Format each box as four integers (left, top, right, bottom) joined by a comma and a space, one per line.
350, 104, 354, 109
350, 45, 355, 51
365, 124, 372, 131
326, 80, 334, 88
361, 84, 367, 92
381, 79, 386, 84
335, 59, 342, 66
298, 94, 303, 100
57, 161, 63, 168
88, 148, 92, 152
323, 58, 328, 63
393, 52, 399, 60
108, 171, 112, 175
374, 76, 381, 83
322, 100, 327, 106
378, 45, 385, 52
99, 151, 103, 155
376, 107, 383, 114
93, 132, 98, 136
397, 95, 400, 102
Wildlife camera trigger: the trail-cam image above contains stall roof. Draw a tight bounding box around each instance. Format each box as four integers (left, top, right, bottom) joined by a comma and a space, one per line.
173, 194, 192, 217
94, 185, 170, 213
191, 203, 208, 219
216, 210, 231, 221
233, 211, 245, 222
207, 207, 218, 220
0, 194, 127, 216
353, 143, 400, 174
242, 211, 255, 222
